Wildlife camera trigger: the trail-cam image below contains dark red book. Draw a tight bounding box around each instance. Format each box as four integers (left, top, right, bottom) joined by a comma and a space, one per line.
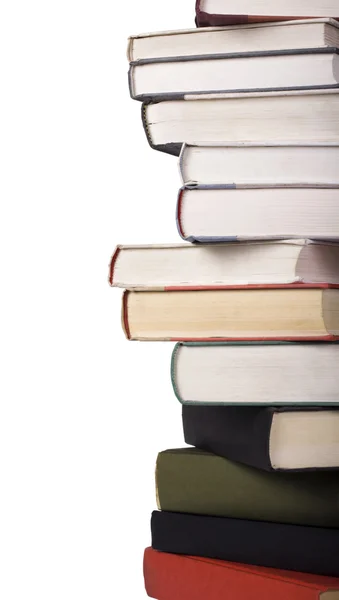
195, 0, 339, 27
144, 548, 339, 600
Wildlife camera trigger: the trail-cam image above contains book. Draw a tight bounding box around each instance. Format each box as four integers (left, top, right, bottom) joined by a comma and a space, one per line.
151, 511, 339, 578
195, 0, 339, 27
142, 89, 339, 156
129, 49, 339, 101
176, 185, 339, 242
179, 143, 339, 186
182, 405, 339, 470
173, 342, 339, 406
109, 241, 339, 289
121, 284, 339, 341
144, 548, 339, 600
155, 448, 339, 527
129, 19, 339, 62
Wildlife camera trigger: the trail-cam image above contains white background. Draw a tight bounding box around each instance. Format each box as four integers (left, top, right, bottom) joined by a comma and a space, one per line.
0, 1, 194, 598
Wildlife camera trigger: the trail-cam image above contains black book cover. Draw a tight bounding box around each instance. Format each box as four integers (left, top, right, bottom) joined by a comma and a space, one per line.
151, 511, 339, 578
182, 405, 339, 472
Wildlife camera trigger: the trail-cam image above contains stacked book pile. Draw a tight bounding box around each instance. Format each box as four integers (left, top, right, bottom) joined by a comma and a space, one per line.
110, 3, 339, 599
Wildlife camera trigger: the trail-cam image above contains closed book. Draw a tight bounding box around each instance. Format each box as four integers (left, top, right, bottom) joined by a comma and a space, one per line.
172, 342, 339, 406
182, 405, 339, 471
142, 89, 339, 157
156, 448, 339, 527
144, 547, 339, 600
176, 185, 339, 242
151, 511, 339, 578
179, 143, 339, 186
122, 284, 339, 342
109, 241, 339, 289
129, 20, 339, 62
195, 0, 339, 27
130, 49, 339, 102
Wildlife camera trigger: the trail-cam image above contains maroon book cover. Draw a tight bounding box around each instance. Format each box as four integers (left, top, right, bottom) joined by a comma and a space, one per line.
195, 1, 339, 27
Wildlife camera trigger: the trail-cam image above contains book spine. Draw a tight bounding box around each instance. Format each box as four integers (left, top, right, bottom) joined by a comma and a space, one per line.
121, 291, 131, 340
170, 343, 183, 403
178, 143, 188, 185
126, 37, 133, 63
108, 246, 121, 286
176, 187, 187, 240
128, 66, 135, 99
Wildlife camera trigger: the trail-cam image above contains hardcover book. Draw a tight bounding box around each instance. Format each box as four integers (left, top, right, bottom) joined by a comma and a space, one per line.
179, 143, 339, 186
142, 89, 339, 156
176, 185, 339, 242
129, 48, 339, 102
151, 511, 339, 577
182, 404, 339, 470
144, 548, 339, 600
128, 19, 339, 61
155, 448, 339, 528
171, 342, 339, 406
121, 284, 339, 341
109, 241, 339, 289
195, 0, 339, 27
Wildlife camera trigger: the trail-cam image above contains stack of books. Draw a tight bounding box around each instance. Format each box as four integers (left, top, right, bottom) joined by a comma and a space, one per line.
110, 3, 339, 599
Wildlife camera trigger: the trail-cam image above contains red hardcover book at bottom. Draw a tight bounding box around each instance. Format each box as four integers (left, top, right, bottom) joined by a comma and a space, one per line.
144, 548, 339, 600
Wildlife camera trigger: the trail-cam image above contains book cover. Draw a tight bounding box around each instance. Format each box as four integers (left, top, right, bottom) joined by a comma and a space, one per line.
151, 511, 339, 578
144, 547, 339, 600
195, 1, 339, 27
156, 448, 339, 527
182, 404, 339, 471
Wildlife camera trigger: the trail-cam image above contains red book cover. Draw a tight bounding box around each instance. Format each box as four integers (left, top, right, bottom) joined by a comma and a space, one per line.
195, 1, 339, 27
144, 548, 339, 600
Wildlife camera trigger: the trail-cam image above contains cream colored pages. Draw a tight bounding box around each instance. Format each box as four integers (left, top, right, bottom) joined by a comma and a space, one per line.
270, 411, 339, 469
126, 289, 329, 339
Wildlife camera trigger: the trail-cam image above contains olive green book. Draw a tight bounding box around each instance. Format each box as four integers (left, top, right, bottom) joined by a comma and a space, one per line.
156, 448, 339, 528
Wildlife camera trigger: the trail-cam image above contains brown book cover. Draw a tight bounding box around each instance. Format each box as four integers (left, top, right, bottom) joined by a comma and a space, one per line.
195, 1, 339, 27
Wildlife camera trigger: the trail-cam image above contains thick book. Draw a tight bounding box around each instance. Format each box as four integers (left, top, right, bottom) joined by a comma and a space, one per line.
182, 405, 339, 470
109, 241, 339, 289
173, 342, 339, 407
142, 89, 339, 156
179, 143, 339, 186
155, 448, 339, 528
129, 48, 339, 102
195, 0, 339, 27
176, 185, 339, 242
151, 511, 339, 578
129, 19, 339, 62
144, 548, 339, 600
121, 284, 339, 341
